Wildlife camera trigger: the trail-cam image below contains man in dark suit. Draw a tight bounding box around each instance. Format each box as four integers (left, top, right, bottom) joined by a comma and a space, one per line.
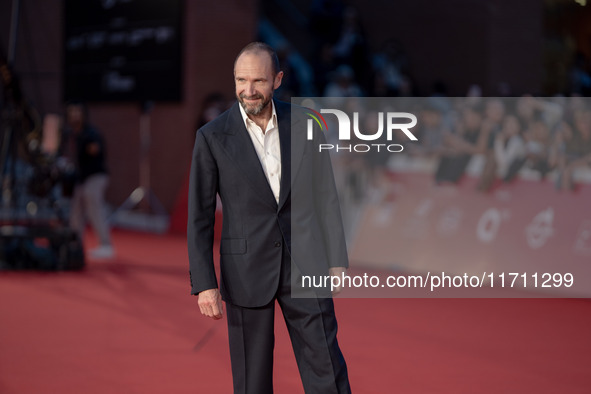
188, 42, 351, 394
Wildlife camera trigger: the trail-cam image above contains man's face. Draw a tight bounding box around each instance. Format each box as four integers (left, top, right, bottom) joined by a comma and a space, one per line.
234, 51, 283, 116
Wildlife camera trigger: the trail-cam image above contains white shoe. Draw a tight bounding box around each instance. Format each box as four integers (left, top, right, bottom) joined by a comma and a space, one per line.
89, 245, 115, 259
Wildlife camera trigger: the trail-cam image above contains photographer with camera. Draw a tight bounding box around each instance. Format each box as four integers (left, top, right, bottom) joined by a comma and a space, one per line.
59, 101, 114, 260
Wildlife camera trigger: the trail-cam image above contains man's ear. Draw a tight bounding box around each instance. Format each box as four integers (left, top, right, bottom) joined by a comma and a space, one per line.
273, 71, 284, 90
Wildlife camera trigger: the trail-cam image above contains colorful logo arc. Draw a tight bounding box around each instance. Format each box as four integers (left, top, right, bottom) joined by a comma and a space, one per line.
305, 108, 328, 131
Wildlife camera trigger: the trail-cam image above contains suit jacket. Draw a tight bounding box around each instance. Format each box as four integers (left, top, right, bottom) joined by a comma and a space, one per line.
188, 99, 348, 307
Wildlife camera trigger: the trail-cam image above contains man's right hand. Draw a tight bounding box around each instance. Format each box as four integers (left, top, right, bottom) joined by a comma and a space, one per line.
198, 288, 224, 320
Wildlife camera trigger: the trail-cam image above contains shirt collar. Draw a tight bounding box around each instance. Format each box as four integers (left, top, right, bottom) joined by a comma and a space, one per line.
238, 99, 277, 132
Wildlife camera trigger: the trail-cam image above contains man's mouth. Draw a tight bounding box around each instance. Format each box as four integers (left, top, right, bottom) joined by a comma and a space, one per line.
241, 95, 263, 102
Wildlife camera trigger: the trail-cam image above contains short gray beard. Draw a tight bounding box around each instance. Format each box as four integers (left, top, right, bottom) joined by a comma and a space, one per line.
239, 94, 272, 116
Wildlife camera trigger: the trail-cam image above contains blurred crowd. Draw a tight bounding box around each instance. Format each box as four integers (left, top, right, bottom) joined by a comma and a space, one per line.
195, 0, 591, 194
299, 96, 591, 203
409, 96, 591, 192
280, 0, 416, 99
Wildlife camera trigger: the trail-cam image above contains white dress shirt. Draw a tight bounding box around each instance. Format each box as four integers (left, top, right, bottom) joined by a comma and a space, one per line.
239, 101, 282, 203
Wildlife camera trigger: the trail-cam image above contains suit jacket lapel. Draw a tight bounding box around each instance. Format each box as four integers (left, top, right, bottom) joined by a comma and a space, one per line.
219, 102, 278, 209
277, 100, 297, 211
279, 101, 309, 212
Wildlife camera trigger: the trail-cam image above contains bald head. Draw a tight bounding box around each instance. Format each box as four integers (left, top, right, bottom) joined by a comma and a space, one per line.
234, 42, 280, 76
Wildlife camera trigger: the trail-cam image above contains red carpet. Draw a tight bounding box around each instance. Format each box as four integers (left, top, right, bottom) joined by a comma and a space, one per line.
1, 230, 590, 393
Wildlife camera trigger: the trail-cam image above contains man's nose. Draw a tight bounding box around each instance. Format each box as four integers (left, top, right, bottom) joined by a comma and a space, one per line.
245, 83, 256, 97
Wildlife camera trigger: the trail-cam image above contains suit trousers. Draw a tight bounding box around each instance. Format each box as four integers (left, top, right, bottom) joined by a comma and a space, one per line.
225, 246, 351, 394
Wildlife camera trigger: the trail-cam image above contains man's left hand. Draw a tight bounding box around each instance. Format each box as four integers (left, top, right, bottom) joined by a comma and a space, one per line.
329, 267, 347, 296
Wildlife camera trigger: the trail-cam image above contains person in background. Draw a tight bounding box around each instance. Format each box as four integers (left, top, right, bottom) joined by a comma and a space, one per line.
410, 98, 450, 157
324, 64, 363, 100
476, 98, 505, 191
59, 101, 114, 259
195, 92, 228, 133
493, 114, 526, 181
555, 108, 591, 190
435, 102, 487, 184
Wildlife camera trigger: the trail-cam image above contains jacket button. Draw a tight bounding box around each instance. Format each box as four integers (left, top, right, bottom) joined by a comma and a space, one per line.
274, 241, 282, 247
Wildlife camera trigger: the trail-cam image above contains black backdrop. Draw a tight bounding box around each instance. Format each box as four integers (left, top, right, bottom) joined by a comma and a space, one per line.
64, 0, 183, 102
